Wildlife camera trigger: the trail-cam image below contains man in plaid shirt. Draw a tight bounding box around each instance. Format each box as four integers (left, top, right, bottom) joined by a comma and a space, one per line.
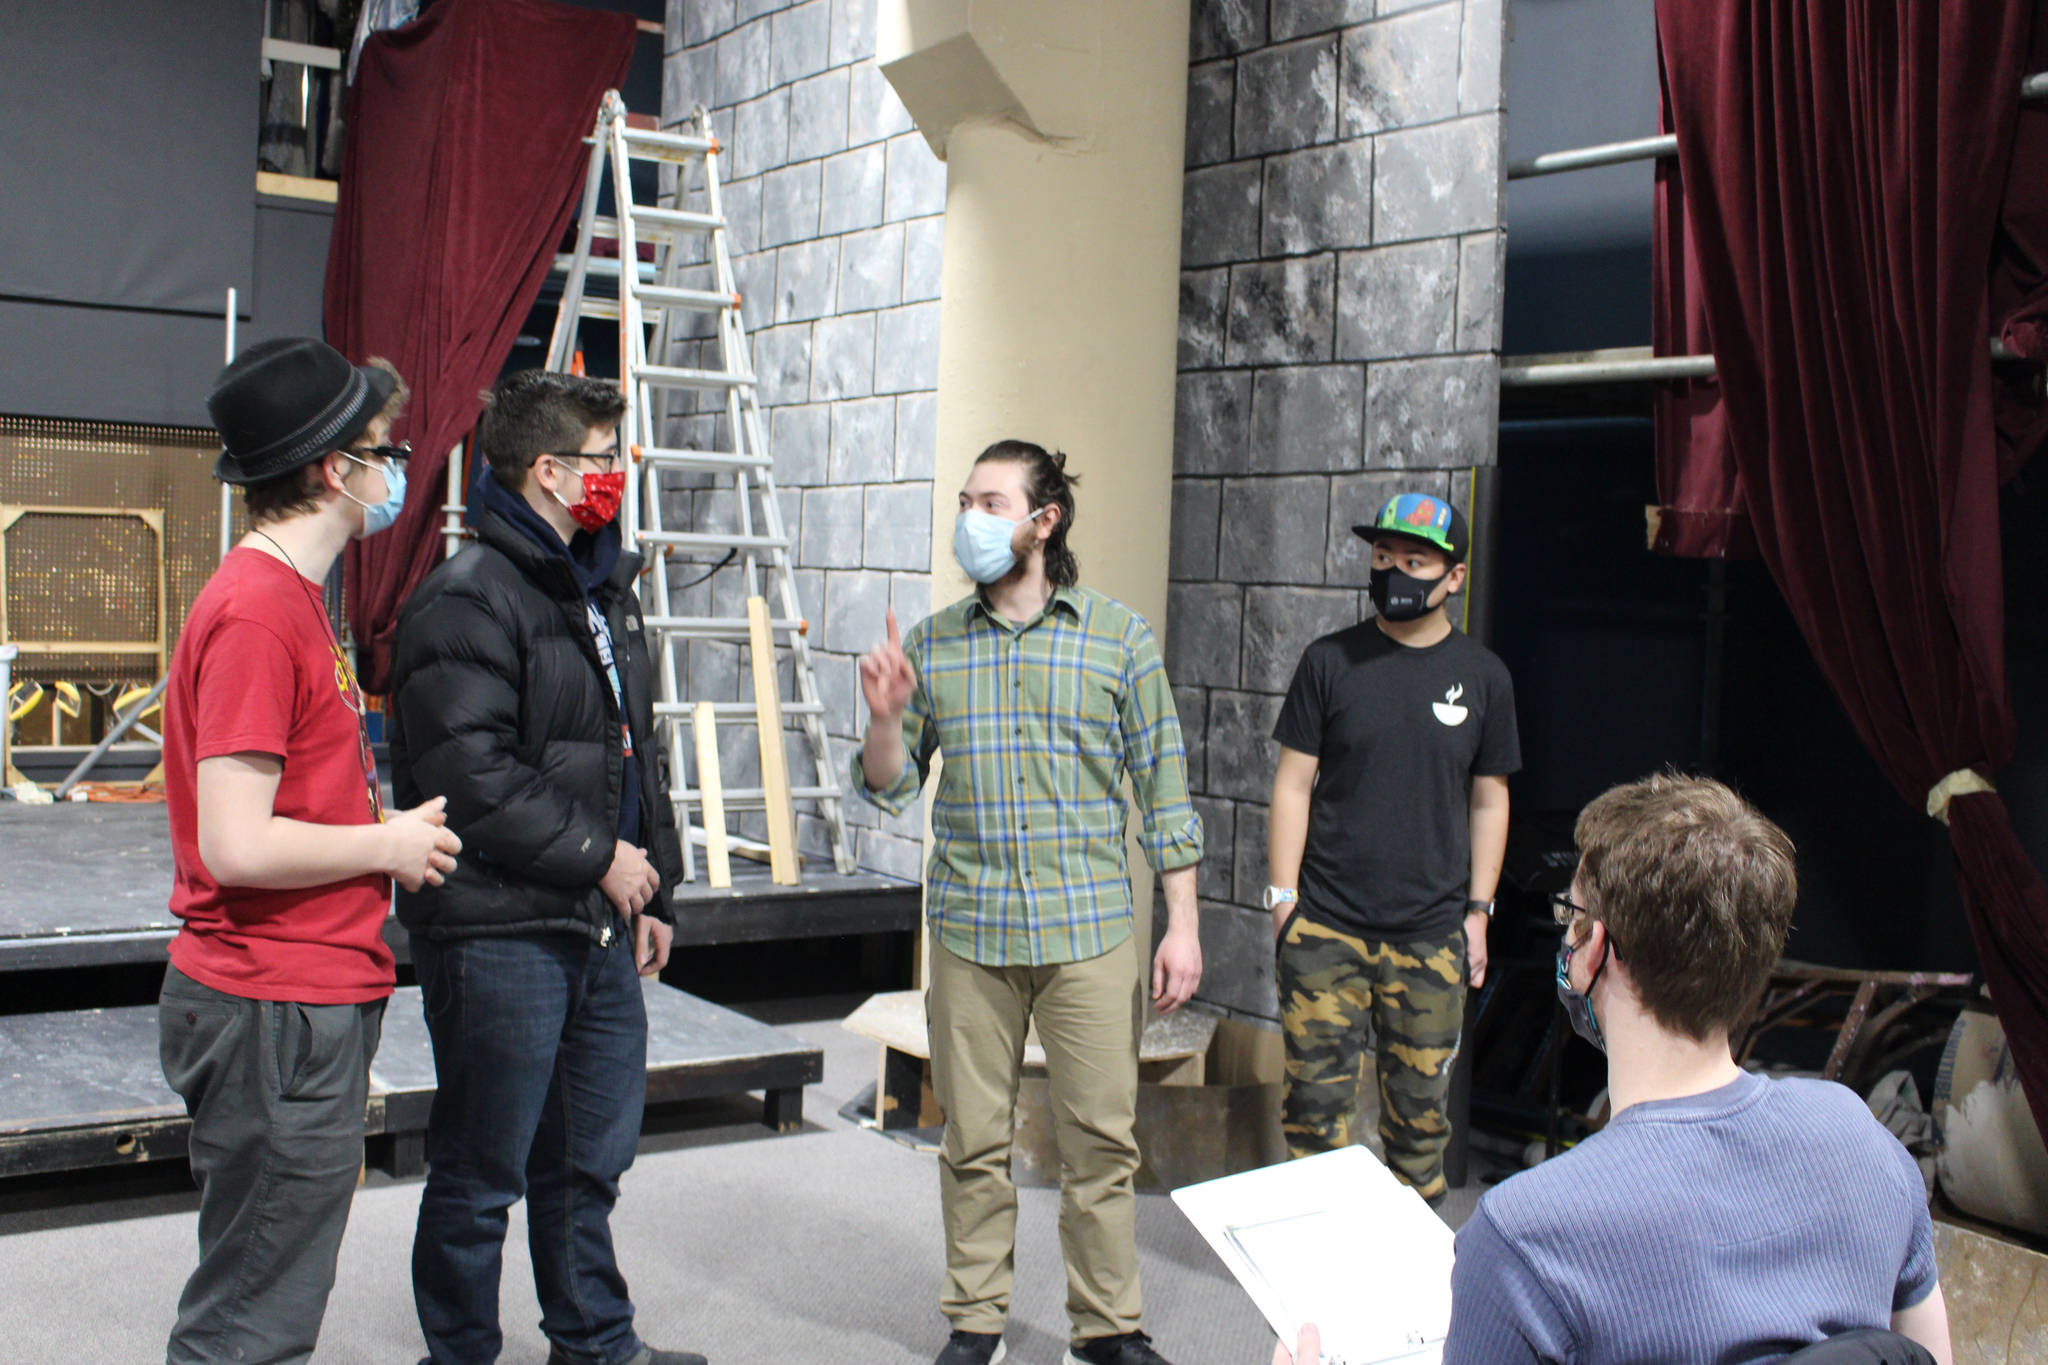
856, 440, 1205, 1365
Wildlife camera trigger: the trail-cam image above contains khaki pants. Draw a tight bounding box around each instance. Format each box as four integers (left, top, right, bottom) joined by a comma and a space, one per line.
927, 932, 1144, 1343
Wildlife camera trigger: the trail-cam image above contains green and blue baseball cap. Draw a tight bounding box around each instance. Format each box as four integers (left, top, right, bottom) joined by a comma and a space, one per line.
1352, 492, 1469, 563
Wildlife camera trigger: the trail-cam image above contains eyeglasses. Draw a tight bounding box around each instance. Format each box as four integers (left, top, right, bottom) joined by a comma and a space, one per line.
1550, 891, 1590, 927
345, 440, 412, 464
551, 447, 622, 473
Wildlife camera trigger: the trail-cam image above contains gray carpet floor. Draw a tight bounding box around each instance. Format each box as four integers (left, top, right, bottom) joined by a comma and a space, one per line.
0, 999, 1487, 1364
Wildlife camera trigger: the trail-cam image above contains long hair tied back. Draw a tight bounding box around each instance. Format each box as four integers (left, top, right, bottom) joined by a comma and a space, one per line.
975, 440, 1080, 587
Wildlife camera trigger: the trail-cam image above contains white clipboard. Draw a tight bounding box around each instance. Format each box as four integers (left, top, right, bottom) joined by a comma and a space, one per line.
1172, 1146, 1455, 1365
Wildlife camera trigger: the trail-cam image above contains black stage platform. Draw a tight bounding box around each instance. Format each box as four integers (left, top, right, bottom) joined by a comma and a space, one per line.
0, 981, 822, 1179
0, 803, 921, 971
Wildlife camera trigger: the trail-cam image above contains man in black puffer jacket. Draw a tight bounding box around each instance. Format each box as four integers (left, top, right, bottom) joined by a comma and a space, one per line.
388, 369, 698, 1365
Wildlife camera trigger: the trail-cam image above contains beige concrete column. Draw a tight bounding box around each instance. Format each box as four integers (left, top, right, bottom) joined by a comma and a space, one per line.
880, 0, 1192, 926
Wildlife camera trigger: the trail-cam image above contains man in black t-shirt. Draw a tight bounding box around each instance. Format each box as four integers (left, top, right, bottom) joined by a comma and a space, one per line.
1266, 493, 1519, 1200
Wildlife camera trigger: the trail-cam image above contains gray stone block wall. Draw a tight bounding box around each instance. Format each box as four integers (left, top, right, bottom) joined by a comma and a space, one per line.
664, 0, 942, 878
1172, 0, 1506, 1024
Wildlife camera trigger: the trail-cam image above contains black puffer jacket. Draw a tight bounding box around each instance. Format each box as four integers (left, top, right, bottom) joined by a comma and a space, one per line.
387, 495, 682, 942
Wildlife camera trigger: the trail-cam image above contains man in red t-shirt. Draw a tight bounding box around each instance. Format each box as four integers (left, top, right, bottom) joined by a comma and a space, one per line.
160, 337, 461, 1365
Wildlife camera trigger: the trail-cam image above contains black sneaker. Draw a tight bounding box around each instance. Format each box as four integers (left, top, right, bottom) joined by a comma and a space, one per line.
1064, 1331, 1173, 1365
934, 1329, 1008, 1365
547, 1346, 708, 1365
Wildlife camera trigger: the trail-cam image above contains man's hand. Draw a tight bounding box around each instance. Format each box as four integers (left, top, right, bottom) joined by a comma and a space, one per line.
632, 912, 672, 976
858, 608, 917, 722
1465, 909, 1490, 988
1272, 1322, 1321, 1365
600, 840, 660, 915
1152, 924, 1202, 1014
387, 796, 463, 893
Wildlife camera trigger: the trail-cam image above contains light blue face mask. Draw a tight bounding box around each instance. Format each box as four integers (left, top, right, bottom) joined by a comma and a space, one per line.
952, 505, 1047, 584
340, 451, 407, 536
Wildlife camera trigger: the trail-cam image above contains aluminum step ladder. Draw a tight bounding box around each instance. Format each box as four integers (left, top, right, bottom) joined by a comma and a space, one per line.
547, 91, 855, 884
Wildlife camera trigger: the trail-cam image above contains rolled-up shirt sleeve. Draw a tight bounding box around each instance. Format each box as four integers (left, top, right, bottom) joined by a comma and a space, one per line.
1119, 615, 1203, 873
850, 630, 936, 818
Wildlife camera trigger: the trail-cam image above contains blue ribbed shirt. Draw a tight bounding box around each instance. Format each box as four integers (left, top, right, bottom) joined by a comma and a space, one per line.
1444, 1070, 1937, 1365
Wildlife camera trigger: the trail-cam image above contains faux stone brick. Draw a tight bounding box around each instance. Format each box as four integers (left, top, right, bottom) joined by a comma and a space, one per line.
775, 237, 839, 323
1231, 803, 1272, 911
831, 0, 876, 64
1173, 684, 1208, 790
891, 571, 933, 626
687, 640, 742, 706
873, 303, 940, 394
750, 324, 811, 406
810, 311, 877, 400
1191, 796, 1236, 903
865, 483, 931, 571
769, 402, 830, 485
1180, 162, 1260, 269
1372, 114, 1502, 244
683, 0, 737, 48
810, 648, 858, 736
1243, 586, 1359, 693
828, 394, 895, 483
1250, 364, 1365, 472
1456, 230, 1504, 352
1366, 355, 1498, 468
1325, 469, 1448, 586
715, 18, 772, 106
731, 89, 790, 181
1235, 37, 1338, 158
860, 829, 925, 881
884, 134, 946, 221
1460, 0, 1507, 114
792, 567, 826, 629
1217, 475, 1330, 585
787, 67, 850, 163
1226, 256, 1336, 365
732, 247, 776, 332
769, 0, 831, 88
800, 485, 863, 568
837, 222, 905, 313
1340, 5, 1461, 138
1186, 60, 1235, 168
1272, 0, 1375, 41
1209, 692, 1283, 802
1170, 478, 1221, 581
760, 161, 821, 247
1179, 268, 1229, 369
1195, 900, 1277, 1016
1337, 238, 1458, 360
1173, 371, 1252, 476
895, 392, 937, 480
1189, 0, 1265, 61
902, 216, 942, 302
824, 568, 891, 654
1262, 140, 1373, 256
849, 60, 913, 146
819, 143, 886, 234
664, 45, 717, 123
1166, 582, 1242, 689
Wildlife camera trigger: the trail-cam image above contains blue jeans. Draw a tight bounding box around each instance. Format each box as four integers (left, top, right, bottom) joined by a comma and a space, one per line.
410, 931, 648, 1365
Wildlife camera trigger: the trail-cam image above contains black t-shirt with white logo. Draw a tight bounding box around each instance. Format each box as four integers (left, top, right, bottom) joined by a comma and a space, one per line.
1272, 622, 1520, 942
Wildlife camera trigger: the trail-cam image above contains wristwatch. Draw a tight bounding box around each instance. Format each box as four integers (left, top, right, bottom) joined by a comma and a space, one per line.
1466, 898, 1495, 918
1263, 886, 1299, 913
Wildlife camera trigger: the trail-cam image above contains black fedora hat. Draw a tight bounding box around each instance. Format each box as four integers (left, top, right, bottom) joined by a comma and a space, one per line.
208, 337, 396, 486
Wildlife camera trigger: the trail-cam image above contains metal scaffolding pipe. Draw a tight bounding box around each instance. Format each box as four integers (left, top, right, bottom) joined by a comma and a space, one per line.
1502, 337, 2035, 389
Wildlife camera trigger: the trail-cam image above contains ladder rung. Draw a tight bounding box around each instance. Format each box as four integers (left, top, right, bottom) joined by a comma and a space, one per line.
643, 615, 807, 639
640, 283, 741, 313
640, 363, 755, 391
577, 299, 622, 321
552, 253, 655, 281
638, 447, 771, 473
595, 208, 725, 238
622, 126, 719, 163
655, 701, 826, 719
640, 530, 789, 552
672, 786, 839, 806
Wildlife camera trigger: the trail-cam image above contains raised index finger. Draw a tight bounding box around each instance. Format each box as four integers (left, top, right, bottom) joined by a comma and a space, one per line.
885, 608, 900, 651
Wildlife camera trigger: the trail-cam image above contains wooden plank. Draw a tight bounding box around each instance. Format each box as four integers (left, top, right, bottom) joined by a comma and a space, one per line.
746, 595, 799, 884
255, 171, 338, 203
693, 700, 733, 889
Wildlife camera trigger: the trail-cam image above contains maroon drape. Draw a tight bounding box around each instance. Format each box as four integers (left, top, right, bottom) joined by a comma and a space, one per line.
325, 0, 634, 691
1651, 2, 2048, 1137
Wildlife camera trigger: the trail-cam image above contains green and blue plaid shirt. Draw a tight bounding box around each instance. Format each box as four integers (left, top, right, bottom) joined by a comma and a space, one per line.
852, 585, 1204, 967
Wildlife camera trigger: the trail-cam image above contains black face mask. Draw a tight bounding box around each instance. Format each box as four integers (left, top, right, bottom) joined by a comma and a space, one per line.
1368, 564, 1447, 622
1555, 929, 1611, 1053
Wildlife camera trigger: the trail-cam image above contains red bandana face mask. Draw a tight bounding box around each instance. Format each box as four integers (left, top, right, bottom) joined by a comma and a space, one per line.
560, 469, 625, 531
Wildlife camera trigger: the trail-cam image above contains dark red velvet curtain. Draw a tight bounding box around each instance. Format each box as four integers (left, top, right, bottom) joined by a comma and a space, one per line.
1652, 2, 2048, 1136
325, 0, 634, 690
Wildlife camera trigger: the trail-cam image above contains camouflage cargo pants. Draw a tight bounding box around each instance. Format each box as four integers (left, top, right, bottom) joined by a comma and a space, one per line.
1277, 910, 1466, 1199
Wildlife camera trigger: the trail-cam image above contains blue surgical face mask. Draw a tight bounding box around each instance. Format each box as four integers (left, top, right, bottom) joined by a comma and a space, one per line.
953, 504, 1047, 584
1555, 926, 1611, 1053
340, 452, 407, 537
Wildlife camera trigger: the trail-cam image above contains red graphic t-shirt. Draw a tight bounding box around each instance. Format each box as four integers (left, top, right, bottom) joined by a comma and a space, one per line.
163, 547, 395, 1003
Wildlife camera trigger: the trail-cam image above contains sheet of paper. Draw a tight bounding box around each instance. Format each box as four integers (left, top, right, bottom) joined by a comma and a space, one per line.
1173, 1146, 1455, 1365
